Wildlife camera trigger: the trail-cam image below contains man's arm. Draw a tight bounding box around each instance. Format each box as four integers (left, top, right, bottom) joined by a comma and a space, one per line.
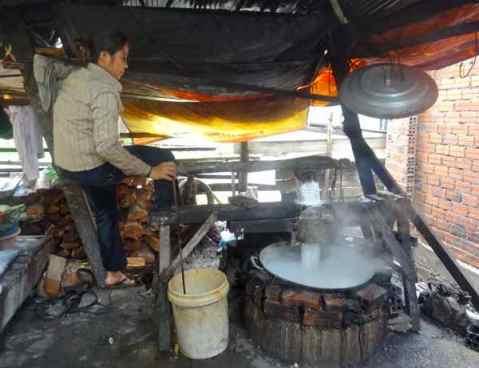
92, 92, 151, 176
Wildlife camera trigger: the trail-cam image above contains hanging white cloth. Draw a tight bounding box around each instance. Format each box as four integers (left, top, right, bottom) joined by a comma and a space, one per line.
5, 106, 44, 185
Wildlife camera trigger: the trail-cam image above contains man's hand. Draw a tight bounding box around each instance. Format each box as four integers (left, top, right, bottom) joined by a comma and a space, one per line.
149, 162, 177, 181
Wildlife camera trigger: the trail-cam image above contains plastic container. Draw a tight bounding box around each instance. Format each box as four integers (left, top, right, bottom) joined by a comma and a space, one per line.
0, 227, 20, 250
168, 268, 230, 359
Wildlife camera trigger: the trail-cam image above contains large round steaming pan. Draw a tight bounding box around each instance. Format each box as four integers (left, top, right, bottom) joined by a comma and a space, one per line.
260, 241, 383, 291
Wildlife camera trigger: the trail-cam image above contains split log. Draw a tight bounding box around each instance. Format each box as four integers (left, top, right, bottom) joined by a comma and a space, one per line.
130, 245, 155, 265
60, 241, 82, 250
124, 239, 144, 252
144, 232, 161, 252
25, 203, 45, 221
127, 205, 149, 223
127, 257, 146, 269
122, 222, 145, 240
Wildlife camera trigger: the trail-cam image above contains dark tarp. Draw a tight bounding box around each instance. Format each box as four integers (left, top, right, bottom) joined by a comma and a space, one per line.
3, 1, 479, 141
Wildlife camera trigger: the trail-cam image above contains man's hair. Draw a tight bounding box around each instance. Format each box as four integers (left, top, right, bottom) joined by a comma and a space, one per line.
91, 31, 128, 62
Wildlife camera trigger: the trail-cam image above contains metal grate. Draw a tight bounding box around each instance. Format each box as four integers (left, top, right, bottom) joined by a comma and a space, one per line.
405, 115, 418, 196
122, 0, 165, 7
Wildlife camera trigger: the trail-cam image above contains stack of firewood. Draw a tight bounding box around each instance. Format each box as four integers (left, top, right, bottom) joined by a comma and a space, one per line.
117, 176, 159, 265
21, 177, 163, 266
22, 188, 86, 259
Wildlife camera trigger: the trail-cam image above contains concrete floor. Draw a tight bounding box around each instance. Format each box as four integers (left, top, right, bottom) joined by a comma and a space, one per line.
0, 286, 477, 368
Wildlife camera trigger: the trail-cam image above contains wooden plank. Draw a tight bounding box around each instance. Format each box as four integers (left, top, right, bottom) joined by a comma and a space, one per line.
157, 221, 171, 352
159, 213, 217, 281
62, 184, 106, 288
366, 203, 420, 332
238, 142, 249, 192
177, 155, 340, 175
151, 201, 374, 227
151, 202, 301, 226
302, 327, 322, 366
392, 196, 420, 331
320, 329, 342, 365
342, 325, 361, 366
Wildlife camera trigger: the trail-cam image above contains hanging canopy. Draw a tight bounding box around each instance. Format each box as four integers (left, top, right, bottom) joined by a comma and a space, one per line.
1, 0, 479, 142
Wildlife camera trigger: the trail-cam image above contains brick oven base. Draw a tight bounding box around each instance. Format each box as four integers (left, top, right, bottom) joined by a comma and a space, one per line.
243, 271, 390, 367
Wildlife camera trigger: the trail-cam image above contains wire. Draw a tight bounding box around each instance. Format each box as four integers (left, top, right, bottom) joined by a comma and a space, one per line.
459, 32, 478, 79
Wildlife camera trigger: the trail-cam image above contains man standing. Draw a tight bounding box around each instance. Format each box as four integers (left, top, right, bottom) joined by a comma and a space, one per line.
53, 32, 176, 287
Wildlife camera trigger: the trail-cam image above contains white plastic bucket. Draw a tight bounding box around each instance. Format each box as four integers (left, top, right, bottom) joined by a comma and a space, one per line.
168, 268, 229, 359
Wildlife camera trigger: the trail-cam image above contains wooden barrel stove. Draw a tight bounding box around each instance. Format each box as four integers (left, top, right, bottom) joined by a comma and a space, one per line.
243, 270, 390, 367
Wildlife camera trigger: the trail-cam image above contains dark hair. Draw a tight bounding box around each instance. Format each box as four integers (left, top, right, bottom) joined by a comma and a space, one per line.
90, 31, 128, 62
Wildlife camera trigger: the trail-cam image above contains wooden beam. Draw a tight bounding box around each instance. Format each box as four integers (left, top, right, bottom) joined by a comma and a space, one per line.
238, 142, 249, 192
151, 202, 301, 226
160, 213, 217, 281
151, 201, 374, 227
62, 184, 107, 288
177, 155, 342, 176
156, 220, 172, 352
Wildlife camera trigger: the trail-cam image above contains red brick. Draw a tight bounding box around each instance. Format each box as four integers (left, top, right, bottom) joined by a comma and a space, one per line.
450, 146, 465, 157
428, 154, 442, 165
430, 133, 443, 143
452, 203, 469, 216
281, 289, 321, 309
440, 177, 456, 190
443, 134, 458, 145
435, 123, 449, 135
449, 168, 464, 180
432, 187, 446, 198
438, 199, 452, 210
462, 193, 479, 208
439, 102, 455, 112
458, 135, 475, 146
436, 144, 450, 155
446, 190, 463, 202
467, 124, 479, 136
464, 173, 479, 184
422, 164, 435, 175
456, 181, 472, 194
459, 111, 477, 119
434, 165, 449, 176
419, 204, 433, 215
454, 101, 479, 111
454, 158, 472, 170
442, 156, 456, 167
427, 175, 441, 186
322, 294, 346, 310
465, 148, 479, 160
450, 124, 468, 135
470, 207, 479, 220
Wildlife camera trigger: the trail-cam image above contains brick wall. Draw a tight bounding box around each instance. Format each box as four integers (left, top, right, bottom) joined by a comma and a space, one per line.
386, 59, 479, 269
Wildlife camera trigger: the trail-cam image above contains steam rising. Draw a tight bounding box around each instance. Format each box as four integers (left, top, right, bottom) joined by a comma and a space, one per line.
261, 191, 391, 289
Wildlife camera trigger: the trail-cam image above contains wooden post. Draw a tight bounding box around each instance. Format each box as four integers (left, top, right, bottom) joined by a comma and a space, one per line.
156, 218, 171, 352
238, 142, 249, 193
62, 184, 107, 288
160, 213, 217, 282
366, 202, 420, 331
374, 193, 420, 331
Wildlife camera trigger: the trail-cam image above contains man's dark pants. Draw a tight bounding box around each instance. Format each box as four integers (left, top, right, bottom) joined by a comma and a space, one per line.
60, 145, 174, 272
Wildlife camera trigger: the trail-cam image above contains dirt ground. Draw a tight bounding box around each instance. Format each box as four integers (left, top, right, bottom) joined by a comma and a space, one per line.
0, 286, 477, 368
